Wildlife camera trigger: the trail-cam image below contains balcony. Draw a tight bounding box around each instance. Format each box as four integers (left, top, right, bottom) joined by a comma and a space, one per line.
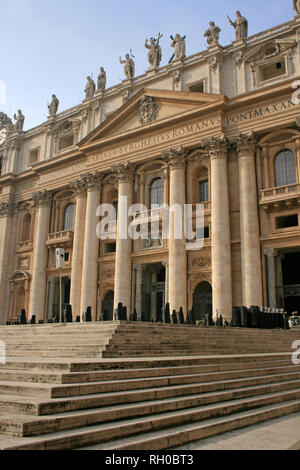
260, 183, 300, 212
16, 240, 33, 253
46, 230, 74, 247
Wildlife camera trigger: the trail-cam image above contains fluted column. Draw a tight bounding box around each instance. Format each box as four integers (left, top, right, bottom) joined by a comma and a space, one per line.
80, 173, 102, 320
69, 177, 87, 318
163, 147, 187, 314
28, 190, 52, 321
205, 137, 232, 320
113, 162, 134, 312
237, 134, 262, 307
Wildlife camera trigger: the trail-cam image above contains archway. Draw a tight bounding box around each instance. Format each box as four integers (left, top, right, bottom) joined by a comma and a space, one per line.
102, 291, 114, 321
193, 281, 212, 321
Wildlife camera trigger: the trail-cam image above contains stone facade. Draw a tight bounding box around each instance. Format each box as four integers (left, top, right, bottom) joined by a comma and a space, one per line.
2, 12, 300, 323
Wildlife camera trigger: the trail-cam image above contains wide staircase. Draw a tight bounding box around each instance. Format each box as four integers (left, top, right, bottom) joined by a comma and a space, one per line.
0, 322, 298, 450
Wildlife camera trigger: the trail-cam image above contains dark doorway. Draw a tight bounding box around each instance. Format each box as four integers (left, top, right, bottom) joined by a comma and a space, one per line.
102, 291, 114, 321
282, 252, 300, 314
193, 282, 212, 321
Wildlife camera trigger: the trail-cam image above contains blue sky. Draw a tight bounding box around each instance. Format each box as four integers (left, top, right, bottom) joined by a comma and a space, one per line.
0, 0, 293, 130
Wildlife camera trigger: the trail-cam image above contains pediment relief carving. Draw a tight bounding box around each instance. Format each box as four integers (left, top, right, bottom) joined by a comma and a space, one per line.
244, 39, 296, 64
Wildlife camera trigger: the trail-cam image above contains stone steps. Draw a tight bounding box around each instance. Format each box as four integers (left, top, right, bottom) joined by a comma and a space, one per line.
2, 396, 300, 450
0, 358, 293, 384
0, 323, 298, 449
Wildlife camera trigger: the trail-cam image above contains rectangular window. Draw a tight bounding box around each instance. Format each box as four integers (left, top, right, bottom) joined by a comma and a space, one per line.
199, 180, 209, 202
260, 60, 286, 82
0, 157, 2, 176
276, 214, 298, 229
104, 243, 116, 254
189, 81, 205, 93
59, 134, 74, 150
28, 148, 39, 164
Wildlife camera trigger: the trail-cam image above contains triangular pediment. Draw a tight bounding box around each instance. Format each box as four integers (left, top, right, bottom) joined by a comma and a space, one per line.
79, 89, 226, 149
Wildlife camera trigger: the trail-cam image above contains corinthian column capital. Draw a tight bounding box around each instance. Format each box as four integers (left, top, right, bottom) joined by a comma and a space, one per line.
32, 190, 52, 207
0, 200, 16, 217
83, 171, 104, 191
201, 135, 229, 160
162, 146, 188, 170
69, 176, 88, 196
111, 161, 135, 183
235, 132, 257, 157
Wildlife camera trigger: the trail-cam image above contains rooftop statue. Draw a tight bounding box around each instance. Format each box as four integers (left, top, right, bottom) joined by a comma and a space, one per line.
97, 67, 106, 91
145, 33, 163, 70
119, 52, 135, 80
293, 0, 300, 14
13, 109, 25, 132
48, 94, 59, 118
85, 76, 96, 100
227, 11, 248, 40
204, 22, 221, 47
170, 34, 186, 62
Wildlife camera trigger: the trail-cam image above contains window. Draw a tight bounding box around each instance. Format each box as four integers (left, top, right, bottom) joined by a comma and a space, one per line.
0, 157, 2, 176
59, 134, 74, 151
276, 214, 298, 229
275, 150, 296, 187
189, 81, 205, 93
199, 180, 209, 202
28, 148, 39, 164
63, 204, 74, 231
260, 60, 286, 82
104, 243, 116, 254
150, 178, 164, 208
21, 213, 31, 242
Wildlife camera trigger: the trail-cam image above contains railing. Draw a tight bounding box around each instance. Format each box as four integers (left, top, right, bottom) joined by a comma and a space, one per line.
260, 183, 300, 201
46, 230, 74, 246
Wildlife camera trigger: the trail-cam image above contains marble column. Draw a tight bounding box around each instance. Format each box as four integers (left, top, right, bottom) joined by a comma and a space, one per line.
80, 173, 102, 320
162, 260, 169, 305
28, 190, 52, 321
264, 249, 278, 308
69, 177, 87, 318
134, 264, 144, 320
237, 134, 263, 307
112, 162, 134, 312
0, 201, 18, 323
206, 137, 232, 320
163, 147, 187, 314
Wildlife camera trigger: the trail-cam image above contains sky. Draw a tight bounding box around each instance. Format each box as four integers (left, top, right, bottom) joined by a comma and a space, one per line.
0, 0, 293, 130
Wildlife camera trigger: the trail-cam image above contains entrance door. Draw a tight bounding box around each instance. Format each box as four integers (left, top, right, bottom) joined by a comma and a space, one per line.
282, 252, 300, 314
102, 291, 114, 321
193, 282, 212, 321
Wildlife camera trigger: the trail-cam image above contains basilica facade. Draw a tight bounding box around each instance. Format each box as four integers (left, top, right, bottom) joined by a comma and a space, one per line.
1, 8, 300, 324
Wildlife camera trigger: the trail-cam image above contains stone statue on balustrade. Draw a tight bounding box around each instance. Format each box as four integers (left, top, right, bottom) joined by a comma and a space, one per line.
48, 94, 59, 117
14, 109, 25, 132
170, 34, 186, 62
294, 0, 300, 14
227, 11, 248, 40
119, 52, 135, 80
97, 67, 106, 91
145, 33, 163, 70
85, 76, 96, 100
204, 22, 221, 47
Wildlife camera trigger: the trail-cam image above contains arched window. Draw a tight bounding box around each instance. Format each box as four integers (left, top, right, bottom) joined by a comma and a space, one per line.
275, 150, 296, 187
63, 204, 74, 231
21, 213, 31, 242
149, 178, 164, 208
